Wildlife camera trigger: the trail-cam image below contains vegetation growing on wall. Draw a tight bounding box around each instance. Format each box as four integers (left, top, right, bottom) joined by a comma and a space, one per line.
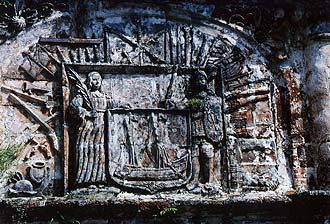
0, 143, 22, 173
186, 98, 202, 111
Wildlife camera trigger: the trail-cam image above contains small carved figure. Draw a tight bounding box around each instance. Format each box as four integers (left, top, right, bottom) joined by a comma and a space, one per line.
70, 71, 108, 184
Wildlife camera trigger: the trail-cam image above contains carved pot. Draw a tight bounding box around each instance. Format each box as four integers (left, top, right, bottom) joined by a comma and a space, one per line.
28, 161, 48, 184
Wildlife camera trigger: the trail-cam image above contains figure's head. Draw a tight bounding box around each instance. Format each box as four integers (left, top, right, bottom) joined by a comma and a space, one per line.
85, 71, 102, 91
196, 70, 208, 88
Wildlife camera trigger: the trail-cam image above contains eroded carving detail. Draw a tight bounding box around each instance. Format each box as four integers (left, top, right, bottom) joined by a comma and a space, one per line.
8, 171, 36, 197
8, 158, 51, 197
108, 110, 192, 193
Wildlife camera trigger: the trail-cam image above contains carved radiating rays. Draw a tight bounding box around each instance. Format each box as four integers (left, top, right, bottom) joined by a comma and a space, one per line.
47, 24, 243, 71
103, 25, 223, 67
22, 24, 248, 86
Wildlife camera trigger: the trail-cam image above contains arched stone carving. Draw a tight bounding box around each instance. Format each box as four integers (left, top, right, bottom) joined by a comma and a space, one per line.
45, 4, 280, 193
0, 2, 290, 196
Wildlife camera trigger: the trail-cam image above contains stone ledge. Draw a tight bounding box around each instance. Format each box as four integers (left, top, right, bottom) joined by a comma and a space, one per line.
1, 191, 291, 207
2, 191, 330, 223
0, 191, 292, 222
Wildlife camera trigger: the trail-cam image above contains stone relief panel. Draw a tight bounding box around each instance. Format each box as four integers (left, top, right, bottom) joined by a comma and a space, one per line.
60, 6, 281, 193
0, 2, 294, 196
65, 67, 194, 193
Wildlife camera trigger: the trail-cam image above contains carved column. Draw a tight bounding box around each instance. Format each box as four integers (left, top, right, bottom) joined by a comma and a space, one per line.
306, 30, 330, 189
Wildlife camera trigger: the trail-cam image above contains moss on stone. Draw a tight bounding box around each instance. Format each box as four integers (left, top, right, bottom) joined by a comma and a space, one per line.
186, 98, 202, 110
0, 143, 22, 172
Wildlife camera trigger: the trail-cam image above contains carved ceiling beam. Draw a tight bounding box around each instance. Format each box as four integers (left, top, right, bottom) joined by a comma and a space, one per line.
39, 37, 102, 46
65, 64, 205, 75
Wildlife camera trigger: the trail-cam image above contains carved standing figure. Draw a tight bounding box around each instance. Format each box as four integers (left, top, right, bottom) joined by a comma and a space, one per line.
188, 68, 223, 192
70, 71, 108, 184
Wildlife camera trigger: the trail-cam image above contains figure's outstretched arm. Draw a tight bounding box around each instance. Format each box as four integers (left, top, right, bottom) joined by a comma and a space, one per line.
107, 95, 131, 109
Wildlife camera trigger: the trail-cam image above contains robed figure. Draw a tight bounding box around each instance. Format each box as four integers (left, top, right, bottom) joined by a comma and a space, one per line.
70, 71, 108, 184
